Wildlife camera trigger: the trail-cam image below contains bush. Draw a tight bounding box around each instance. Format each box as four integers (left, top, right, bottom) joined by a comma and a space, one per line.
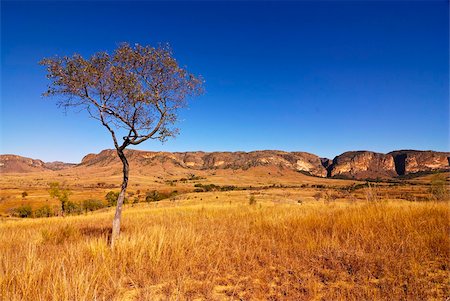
430, 173, 448, 201
220, 185, 237, 191
82, 199, 105, 212
313, 192, 323, 201
65, 201, 82, 215
12, 205, 33, 218
34, 205, 55, 218
145, 190, 164, 202
249, 195, 256, 205
105, 191, 119, 206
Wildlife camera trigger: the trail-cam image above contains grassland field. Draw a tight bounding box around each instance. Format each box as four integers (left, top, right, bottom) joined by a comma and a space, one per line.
0, 170, 448, 300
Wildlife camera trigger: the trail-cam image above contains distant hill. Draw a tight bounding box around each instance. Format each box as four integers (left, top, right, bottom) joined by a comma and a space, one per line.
0, 155, 75, 173
1, 149, 449, 180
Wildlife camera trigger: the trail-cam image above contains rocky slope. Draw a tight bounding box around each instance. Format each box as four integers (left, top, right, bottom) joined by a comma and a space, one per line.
389, 150, 450, 175
327, 150, 449, 179
327, 151, 397, 179
1, 149, 449, 179
0, 155, 75, 173
80, 149, 328, 177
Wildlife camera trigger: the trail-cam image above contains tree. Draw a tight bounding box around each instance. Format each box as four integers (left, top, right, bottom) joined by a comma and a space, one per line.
105, 191, 122, 207
40, 43, 203, 247
146, 190, 159, 203
48, 182, 71, 215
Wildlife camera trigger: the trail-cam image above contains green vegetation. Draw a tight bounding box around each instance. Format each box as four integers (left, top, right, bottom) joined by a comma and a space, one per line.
430, 173, 448, 201
105, 191, 120, 206
48, 182, 71, 215
11, 205, 33, 218
34, 205, 55, 218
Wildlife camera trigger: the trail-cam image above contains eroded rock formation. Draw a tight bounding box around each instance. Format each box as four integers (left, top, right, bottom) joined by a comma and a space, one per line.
2, 149, 448, 179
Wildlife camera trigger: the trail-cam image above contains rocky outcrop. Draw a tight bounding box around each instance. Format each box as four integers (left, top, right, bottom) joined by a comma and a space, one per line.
4, 149, 449, 179
0, 155, 74, 173
0, 155, 46, 173
389, 150, 450, 175
328, 151, 397, 179
80, 149, 328, 177
328, 150, 449, 179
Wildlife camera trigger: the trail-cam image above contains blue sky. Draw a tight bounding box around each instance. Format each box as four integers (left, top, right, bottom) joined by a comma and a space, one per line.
1, 1, 448, 163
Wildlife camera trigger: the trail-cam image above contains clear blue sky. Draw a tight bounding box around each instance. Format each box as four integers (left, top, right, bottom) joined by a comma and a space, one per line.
1, 1, 448, 163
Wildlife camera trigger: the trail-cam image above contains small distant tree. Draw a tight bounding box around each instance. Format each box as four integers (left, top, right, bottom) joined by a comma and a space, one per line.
13, 205, 33, 218
48, 182, 71, 215
41, 43, 203, 247
21, 191, 28, 200
34, 205, 55, 218
105, 191, 120, 207
145, 190, 161, 203
82, 199, 105, 212
65, 201, 82, 215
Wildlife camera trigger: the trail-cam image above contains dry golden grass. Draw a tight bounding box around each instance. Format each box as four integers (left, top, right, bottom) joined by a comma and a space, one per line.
0, 165, 357, 216
1, 193, 448, 300
1, 166, 440, 217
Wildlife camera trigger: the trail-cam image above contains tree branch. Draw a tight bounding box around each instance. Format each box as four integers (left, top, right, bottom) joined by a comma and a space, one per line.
128, 112, 166, 145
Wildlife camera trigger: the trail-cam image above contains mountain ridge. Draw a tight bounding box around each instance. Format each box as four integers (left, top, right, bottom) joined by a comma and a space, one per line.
1, 149, 449, 180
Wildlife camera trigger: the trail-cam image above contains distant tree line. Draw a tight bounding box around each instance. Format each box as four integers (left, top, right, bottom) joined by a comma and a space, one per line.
10, 182, 178, 218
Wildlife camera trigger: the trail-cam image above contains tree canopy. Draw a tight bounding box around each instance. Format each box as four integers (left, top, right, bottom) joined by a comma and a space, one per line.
40, 43, 203, 151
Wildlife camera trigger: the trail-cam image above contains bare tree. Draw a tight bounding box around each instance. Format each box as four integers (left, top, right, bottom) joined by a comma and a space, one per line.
40, 43, 203, 247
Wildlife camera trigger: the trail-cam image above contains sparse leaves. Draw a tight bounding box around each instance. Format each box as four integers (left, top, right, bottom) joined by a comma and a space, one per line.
40, 43, 204, 150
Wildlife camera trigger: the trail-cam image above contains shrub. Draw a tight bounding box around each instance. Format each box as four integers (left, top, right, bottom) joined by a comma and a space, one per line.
220, 185, 236, 191
105, 191, 120, 206
12, 205, 33, 218
430, 173, 448, 201
324, 191, 339, 203
65, 201, 82, 215
48, 182, 71, 214
249, 195, 256, 205
82, 199, 105, 212
146, 190, 162, 203
313, 192, 323, 201
34, 205, 55, 218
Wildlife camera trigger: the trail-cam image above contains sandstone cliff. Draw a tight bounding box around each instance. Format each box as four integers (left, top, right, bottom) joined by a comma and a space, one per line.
327, 151, 397, 179
80, 149, 328, 177
2, 149, 448, 179
0, 155, 74, 173
328, 150, 449, 179
389, 150, 450, 175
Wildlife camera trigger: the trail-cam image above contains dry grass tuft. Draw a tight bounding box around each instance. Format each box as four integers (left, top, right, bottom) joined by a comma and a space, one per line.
0, 197, 448, 300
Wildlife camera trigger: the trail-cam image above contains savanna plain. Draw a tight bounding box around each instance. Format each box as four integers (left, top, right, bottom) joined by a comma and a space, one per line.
0, 165, 449, 300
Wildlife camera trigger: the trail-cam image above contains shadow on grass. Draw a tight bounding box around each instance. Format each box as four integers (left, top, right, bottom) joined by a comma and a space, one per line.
79, 226, 112, 242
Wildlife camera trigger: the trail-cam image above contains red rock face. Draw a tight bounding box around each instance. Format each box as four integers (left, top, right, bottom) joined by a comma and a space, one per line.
3, 149, 449, 179
389, 150, 450, 175
80, 149, 328, 177
0, 155, 74, 173
0, 155, 45, 173
328, 150, 450, 179
328, 151, 397, 179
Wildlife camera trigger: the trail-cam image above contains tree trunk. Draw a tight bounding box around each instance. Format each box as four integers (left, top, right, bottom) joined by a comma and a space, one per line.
111, 149, 129, 248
